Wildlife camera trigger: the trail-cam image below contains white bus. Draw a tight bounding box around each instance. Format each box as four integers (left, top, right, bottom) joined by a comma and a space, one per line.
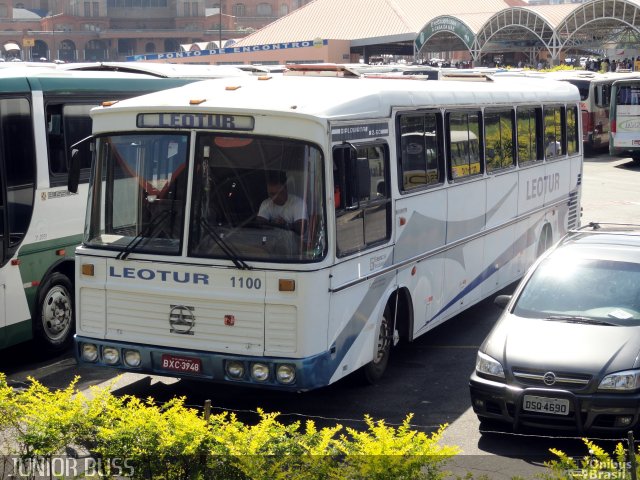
0, 66, 223, 353
609, 76, 640, 161
71, 73, 582, 390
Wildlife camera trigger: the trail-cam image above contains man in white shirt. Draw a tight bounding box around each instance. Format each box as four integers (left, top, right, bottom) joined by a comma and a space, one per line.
257, 170, 307, 235
545, 134, 561, 157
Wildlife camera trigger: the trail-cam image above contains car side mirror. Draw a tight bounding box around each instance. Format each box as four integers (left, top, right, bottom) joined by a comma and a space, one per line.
494, 294, 512, 309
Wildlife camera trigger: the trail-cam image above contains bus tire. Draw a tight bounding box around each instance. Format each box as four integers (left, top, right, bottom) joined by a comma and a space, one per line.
34, 272, 75, 351
360, 305, 392, 384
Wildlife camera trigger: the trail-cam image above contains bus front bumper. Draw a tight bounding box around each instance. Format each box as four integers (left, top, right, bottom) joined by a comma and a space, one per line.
75, 335, 333, 392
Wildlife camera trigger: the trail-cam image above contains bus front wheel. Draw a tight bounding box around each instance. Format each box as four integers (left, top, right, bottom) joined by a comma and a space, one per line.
34, 272, 75, 351
360, 305, 392, 384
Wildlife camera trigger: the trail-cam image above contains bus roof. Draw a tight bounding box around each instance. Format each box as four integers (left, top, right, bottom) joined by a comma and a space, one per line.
0, 67, 196, 95
611, 75, 640, 86
497, 69, 640, 84
58, 61, 250, 79
89, 74, 581, 129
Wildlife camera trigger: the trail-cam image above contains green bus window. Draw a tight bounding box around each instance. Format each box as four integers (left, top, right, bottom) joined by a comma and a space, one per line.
517, 107, 542, 165
447, 111, 481, 179
485, 110, 515, 173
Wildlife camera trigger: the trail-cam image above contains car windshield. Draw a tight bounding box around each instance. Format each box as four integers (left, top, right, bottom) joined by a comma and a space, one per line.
513, 256, 640, 324
85, 133, 326, 263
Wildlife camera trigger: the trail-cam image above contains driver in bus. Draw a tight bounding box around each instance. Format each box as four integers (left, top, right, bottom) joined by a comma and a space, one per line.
256, 170, 307, 235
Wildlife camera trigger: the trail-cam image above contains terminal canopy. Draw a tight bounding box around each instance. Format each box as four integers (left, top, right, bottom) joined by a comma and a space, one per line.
414, 0, 640, 66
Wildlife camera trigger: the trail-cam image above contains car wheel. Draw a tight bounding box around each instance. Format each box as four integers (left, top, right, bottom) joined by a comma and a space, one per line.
360, 305, 392, 384
34, 272, 75, 351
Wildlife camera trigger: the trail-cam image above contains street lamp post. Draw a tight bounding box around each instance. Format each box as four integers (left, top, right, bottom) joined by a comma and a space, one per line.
217, 9, 236, 50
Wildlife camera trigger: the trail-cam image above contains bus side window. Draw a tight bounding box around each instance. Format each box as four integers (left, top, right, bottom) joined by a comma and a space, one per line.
485, 109, 515, 173
333, 142, 391, 257
516, 107, 542, 165
47, 103, 95, 187
544, 105, 565, 159
46, 105, 67, 178
566, 106, 579, 155
446, 110, 482, 179
1, 98, 36, 255
397, 112, 443, 191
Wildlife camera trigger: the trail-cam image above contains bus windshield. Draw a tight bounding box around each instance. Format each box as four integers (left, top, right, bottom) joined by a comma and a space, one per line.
616, 84, 640, 106
85, 132, 326, 263
564, 79, 590, 101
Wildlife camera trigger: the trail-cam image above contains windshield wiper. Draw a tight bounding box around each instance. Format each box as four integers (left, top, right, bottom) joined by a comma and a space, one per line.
200, 220, 251, 270
546, 315, 617, 326
116, 209, 171, 260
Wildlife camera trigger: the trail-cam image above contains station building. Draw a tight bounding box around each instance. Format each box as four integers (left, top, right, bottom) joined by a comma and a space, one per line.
133, 0, 640, 67
0, 0, 313, 62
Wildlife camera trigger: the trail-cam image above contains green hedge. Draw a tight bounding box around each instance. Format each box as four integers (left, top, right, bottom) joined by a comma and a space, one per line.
6, 373, 639, 479
0, 373, 460, 479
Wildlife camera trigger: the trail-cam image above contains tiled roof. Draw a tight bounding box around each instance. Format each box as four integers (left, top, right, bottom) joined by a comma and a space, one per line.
234, 0, 533, 46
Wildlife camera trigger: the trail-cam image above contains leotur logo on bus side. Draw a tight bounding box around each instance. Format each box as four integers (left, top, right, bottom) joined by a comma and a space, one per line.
526, 173, 560, 200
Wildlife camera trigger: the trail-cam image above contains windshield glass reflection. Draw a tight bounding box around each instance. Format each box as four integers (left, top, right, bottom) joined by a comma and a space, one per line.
85, 133, 326, 264
513, 256, 640, 323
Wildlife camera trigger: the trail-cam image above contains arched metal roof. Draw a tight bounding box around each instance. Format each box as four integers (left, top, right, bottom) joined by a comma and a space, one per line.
557, 0, 640, 52
415, 14, 492, 55
416, 0, 640, 65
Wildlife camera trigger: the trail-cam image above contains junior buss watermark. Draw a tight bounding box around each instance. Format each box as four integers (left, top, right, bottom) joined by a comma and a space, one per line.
7, 456, 135, 478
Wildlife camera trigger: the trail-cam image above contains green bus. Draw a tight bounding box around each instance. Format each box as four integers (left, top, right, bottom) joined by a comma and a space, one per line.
0, 66, 211, 352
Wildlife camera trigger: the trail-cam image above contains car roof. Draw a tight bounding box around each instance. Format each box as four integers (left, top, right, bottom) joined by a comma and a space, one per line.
552, 223, 640, 263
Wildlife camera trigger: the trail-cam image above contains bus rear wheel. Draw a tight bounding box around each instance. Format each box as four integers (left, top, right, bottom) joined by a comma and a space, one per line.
34, 272, 75, 351
536, 223, 553, 257
360, 305, 392, 384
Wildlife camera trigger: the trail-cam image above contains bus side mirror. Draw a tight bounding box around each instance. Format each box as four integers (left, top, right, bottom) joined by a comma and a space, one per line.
68, 148, 80, 193
67, 135, 94, 194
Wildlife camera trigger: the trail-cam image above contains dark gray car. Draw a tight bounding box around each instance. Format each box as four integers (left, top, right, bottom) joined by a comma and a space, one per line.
470, 223, 640, 434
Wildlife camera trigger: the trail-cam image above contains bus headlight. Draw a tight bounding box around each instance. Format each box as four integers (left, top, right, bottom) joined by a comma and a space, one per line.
102, 347, 120, 365
81, 343, 98, 362
123, 349, 141, 368
251, 363, 270, 382
225, 360, 245, 379
275, 364, 296, 384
